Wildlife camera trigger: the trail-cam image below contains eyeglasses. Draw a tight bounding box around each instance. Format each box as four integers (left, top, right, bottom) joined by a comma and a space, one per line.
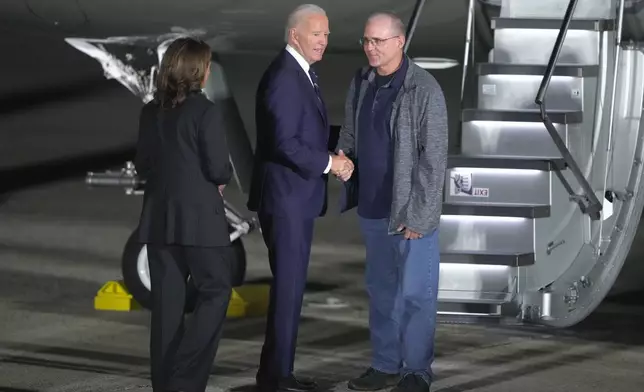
359, 36, 399, 47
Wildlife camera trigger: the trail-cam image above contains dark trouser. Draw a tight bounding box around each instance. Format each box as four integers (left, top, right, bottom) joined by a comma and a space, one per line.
257, 213, 315, 382
148, 243, 233, 392
359, 217, 440, 384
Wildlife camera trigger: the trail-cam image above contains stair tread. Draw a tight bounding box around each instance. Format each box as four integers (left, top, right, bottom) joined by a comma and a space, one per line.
448, 155, 566, 171
477, 63, 598, 77
442, 249, 533, 256
462, 108, 582, 124
443, 202, 550, 218
441, 250, 535, 267
492, 17, 614, 31
437, 298, 509, 305
438, 296, 513, 307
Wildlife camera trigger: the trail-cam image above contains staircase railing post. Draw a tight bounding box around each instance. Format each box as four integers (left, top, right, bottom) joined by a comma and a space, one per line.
404, 0, 427, 53
599, 0, 626, 243
461, 0, 476, 103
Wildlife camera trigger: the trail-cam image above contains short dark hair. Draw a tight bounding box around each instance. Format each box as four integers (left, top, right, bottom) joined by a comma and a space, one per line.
155, 37, 211, 109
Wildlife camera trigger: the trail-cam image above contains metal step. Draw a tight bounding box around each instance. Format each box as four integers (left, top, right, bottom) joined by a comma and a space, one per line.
445, 167, 553, 205
442, 251, 535, 267
491, 18, 614, 31
442, 203, 550, 218
437, 304, 503, 320
462, 109, 582, 124
477, 63, 599, 78
491, 18, 613, 65
437, 264, 516, 304
440, 212, 535, 257
448, 155, 566, 171
476, 70, 587, 112
438, 297, 509, 306
461, 119, 575, 159
446, 156, 565, 207
499, 0, 615, 20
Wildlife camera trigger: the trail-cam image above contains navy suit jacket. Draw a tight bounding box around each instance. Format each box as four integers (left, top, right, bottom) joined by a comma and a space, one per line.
247, 49, 330, 219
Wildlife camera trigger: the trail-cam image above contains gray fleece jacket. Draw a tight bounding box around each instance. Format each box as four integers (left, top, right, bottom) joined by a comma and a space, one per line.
336, 58, 448, 236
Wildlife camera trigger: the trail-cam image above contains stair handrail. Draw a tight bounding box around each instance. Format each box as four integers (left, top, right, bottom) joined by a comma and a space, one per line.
534, 0, 603, 220
461, 0, 476, 102
404, 0, 427, 53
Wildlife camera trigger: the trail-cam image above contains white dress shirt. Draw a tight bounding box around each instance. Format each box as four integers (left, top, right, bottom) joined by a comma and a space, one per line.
284, 45, 333, 175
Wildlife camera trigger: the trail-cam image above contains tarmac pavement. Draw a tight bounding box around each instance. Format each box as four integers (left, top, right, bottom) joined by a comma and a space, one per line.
1, 174, 644, 392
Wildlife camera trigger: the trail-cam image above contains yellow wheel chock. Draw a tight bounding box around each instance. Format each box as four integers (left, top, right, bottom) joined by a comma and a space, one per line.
94, 280, 270, 318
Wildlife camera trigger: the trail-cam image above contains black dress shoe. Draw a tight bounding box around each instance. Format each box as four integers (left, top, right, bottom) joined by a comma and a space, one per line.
391, 374, 429, 392
256, 374, 318, 392
292, 375, 316, 389
277, 375, 318, 392
348, 368, 400, 391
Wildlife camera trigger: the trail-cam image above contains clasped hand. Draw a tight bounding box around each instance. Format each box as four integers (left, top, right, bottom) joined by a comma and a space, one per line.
330, 150, 354, 182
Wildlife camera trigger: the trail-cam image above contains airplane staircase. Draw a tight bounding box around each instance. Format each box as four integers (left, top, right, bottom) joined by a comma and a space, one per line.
432, 0, 644, 327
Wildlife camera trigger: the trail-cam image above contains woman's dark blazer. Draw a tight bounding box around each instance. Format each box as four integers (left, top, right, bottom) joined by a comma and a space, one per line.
134, 92, 232, 247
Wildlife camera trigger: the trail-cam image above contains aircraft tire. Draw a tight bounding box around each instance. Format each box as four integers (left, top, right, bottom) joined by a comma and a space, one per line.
120, 227, 248, 312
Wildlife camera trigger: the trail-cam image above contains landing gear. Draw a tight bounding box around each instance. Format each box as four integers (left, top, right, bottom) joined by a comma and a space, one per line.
72, 34, 259, 312
120, 227, 248, 311
85, 161, 258, 312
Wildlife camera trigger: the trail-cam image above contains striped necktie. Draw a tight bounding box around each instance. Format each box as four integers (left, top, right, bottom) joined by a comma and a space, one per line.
308, 68, 321, 100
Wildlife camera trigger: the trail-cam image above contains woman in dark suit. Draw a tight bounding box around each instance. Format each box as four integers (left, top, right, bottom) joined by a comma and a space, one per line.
134, 37, 233, 392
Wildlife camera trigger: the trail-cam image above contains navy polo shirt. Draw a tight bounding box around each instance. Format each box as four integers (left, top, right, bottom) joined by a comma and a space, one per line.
357, 57, 408, 219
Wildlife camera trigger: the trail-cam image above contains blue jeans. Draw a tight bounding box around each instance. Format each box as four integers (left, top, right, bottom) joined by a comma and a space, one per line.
359, 217, 440, 384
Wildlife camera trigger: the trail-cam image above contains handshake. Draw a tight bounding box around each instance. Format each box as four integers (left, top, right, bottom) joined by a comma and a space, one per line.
330, 150, 354, 182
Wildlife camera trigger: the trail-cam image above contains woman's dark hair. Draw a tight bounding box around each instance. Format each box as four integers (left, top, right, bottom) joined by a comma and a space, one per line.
155, 37, 211, 109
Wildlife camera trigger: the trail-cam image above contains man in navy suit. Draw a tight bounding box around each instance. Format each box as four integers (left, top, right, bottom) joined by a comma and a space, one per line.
247, 4, 354, 392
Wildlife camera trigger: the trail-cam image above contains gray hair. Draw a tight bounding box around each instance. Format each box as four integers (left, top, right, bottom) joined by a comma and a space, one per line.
284, 4, 327, 42
367, 12, 406, 36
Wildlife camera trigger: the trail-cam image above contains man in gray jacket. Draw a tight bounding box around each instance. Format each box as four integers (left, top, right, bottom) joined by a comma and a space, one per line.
335, 12, 448, 392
